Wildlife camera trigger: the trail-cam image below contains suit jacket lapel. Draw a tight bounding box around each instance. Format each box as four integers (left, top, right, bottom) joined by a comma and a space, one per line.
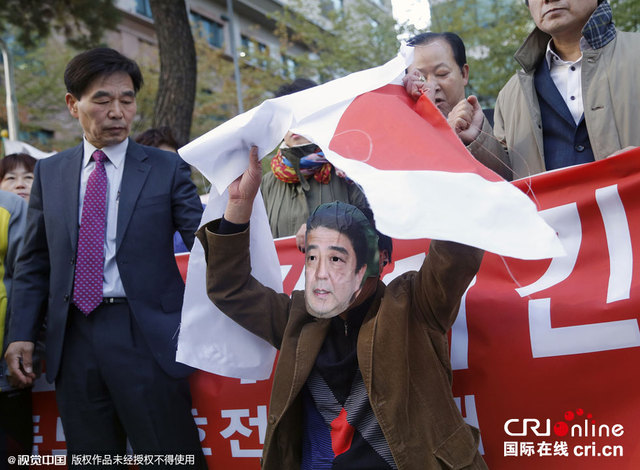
116, 139, 150, 250
61, 144, 83, 252
534, 60, 577, 127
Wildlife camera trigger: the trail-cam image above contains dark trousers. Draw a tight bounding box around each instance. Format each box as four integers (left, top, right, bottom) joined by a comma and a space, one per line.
55, 303, 206, 469
0, 388, 32, 469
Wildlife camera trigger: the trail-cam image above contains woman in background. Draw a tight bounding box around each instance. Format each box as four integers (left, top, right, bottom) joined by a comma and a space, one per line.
0, 152, 36, 462
0, 179, 30, 462
0, 153, 37, 202
262, 79, 369, 250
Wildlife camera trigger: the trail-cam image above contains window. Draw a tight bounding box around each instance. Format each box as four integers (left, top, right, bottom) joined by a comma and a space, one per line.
135, 0, 152, 18
240, 34, 253, 55
320, 0, 343, 16
281, 55, 297, 79
240, 35, 269, 67
190, 11, 224, 48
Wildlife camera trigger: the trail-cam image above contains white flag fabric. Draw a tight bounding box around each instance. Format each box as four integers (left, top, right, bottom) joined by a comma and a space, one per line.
176, 44, 563, 380
2, 138, 55, 159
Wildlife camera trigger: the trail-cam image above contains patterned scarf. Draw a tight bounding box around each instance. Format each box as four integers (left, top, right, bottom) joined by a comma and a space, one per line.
582, 1, 616, 50
271, 143, 349, 186
271, 144, 332, 185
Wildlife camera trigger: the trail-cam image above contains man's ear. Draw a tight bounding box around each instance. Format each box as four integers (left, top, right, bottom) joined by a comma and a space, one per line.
462, 63, 470, 86
65, 93, 79, 118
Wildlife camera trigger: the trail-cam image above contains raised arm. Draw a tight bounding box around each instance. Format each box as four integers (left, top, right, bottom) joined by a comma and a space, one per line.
413, 240, 484, 334
198, 146, 292, 348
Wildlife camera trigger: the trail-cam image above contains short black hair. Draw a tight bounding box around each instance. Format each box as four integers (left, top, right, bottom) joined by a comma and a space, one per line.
307, 202, 372, 273
275, 78, 317, 98
406, 32, 467, 73
377, 232, 393, 264
0, 153, 37, 179
359, 206, 393, 263
64, 47, 143, 99
135, 126, 179, 151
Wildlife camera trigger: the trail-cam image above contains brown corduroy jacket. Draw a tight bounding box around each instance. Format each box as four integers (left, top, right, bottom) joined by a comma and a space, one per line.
197, 221, 487, 470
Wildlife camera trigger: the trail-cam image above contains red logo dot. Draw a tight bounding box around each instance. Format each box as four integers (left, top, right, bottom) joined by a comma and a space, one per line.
576, 408, 584, 416
564, 411, 575, 421
554, 421, 569, 437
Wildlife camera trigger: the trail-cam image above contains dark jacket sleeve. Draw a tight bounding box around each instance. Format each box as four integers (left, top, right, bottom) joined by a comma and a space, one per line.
5, 194, 27, 280
196, 220, 292, 349
171, 157, 203, 250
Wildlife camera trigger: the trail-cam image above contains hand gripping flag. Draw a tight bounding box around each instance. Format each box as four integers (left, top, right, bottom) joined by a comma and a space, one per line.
176, 44, 563, 380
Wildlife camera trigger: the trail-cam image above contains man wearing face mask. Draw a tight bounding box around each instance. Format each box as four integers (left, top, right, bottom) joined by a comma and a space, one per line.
261, 79, 369, 246
403, 32, 512, 181
197, 147, 487, 470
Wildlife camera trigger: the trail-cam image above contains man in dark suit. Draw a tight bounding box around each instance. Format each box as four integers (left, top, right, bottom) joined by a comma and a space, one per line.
4, 48, 205, 467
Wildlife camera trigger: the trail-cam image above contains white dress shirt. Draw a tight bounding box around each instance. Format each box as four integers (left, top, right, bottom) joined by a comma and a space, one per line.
79, 137, 127, 297
545, 38, 591, 125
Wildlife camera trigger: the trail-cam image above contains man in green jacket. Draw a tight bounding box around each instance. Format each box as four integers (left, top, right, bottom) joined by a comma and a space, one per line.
494, 0, 640, 178
198, 147, 486, 470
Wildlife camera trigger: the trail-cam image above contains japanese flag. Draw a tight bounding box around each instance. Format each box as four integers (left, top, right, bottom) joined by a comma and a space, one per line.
176, 44, 563, 380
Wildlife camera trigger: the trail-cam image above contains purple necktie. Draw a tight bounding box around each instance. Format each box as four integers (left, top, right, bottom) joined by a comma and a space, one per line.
73, 149, 108, 315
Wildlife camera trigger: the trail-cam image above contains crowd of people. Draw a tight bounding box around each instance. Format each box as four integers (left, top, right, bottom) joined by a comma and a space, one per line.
0, 0, 638, 468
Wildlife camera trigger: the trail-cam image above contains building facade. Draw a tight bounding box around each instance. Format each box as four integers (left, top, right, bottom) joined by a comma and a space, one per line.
3, 0, 393, 151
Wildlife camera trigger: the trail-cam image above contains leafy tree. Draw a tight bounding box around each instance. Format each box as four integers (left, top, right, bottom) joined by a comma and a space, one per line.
429, 0, 532, 107
191, 0, 415, 135
610, 0, 640, 31
10, 36, 77, 150
191, 36, 283, 139
271, 0, 408, 82
0, 0, 120, 49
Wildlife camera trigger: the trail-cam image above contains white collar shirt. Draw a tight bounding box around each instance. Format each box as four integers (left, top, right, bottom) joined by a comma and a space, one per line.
544, 38, 591, 125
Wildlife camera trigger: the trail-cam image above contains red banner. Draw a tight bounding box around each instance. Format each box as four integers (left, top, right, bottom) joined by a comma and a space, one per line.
31, 149, 640, 468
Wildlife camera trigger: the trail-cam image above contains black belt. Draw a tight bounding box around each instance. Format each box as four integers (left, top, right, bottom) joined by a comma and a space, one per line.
101, 297, 127, 304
